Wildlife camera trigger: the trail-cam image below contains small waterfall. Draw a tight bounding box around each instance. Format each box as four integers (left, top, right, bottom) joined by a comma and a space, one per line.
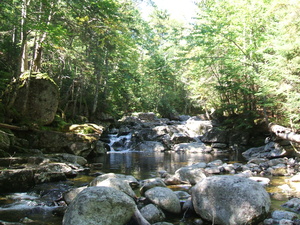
108, 132, 133, 152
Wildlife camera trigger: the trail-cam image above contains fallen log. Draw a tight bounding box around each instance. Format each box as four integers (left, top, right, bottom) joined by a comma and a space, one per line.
269, 123, 300, 143
0, 123, 28, 131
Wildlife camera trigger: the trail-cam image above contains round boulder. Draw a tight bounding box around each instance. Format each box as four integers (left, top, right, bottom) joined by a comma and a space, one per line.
192, 175, 270, 225
62, 186, 136, 225
140, 204, 166, 223
174, 162, 207, 185
144, 187, 181, 214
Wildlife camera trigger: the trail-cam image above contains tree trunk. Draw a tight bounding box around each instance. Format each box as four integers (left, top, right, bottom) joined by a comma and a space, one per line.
269, 123, 300, 143
31, 1, 54, 72
20, 0, 29, 73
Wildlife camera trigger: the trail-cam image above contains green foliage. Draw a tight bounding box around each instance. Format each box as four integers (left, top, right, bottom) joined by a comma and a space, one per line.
1, 0, 300, 129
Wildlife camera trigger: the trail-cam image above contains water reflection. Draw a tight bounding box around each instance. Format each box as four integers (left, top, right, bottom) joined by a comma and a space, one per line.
91, 151, 243, 180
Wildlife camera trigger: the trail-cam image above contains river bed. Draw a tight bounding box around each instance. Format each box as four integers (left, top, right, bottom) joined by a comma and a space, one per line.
0, 150, 292, 225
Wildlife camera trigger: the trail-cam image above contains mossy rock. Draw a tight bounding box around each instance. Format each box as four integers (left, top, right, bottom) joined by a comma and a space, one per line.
11, 72, 59, 125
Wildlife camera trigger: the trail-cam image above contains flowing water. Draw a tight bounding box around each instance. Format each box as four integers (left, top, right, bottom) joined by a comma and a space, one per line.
0, 132, 292, 224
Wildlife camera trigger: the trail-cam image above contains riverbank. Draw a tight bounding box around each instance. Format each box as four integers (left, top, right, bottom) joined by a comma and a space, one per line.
1, 113, 300, 224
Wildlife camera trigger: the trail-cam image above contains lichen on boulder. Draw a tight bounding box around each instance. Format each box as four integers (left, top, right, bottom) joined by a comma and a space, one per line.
10, 72, 59, 125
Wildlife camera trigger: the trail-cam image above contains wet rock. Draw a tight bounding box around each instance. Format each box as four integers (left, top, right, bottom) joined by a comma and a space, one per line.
192, 175, 271, 225
211, 142, 227, 149
267, 164, 287, 176
89, 173, 138, 188
204, 166, 220, 174
140, 204, 166, 223
135, 141, 166, 152
163, 174, 182, 185
89, 177, 136, 199
268, 158, 288, 167
62, 186, 136, 225
264, 210, 299, 225
93, 141, 107, 155
140, 178, 166, 196
242, 146, 265, 160
42, 162, 78, 178
245, 162, 262, 174
271, 210, 298, 221
170, 133, 194, 144
281, 198, 300, 213
152, 126, 171, 136
207, 159, 223, 167
222, 163, 235, 173
172, 142, 212, 153
0, 168, 36, 192
134, 128, 160, 142
243, 142, 292, 160
63, 186, 87, 204
0, 157, 29, 167
174, 191, 191, 200
174, 162, 207, 185
144, 187, 181, 214
34, 172, 66, 184
60, 153, 87, 166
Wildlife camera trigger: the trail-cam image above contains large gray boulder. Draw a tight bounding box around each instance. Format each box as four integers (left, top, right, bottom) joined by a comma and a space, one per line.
89, 173, 138, 187
62, 186, 136, 225
192, 175, 271, 225
144, 187, 181, 214
89, 177, 136, 199
11, 72, 59, 125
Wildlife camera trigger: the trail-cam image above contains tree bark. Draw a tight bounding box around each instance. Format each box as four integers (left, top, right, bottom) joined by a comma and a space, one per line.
269, 123, 300, 143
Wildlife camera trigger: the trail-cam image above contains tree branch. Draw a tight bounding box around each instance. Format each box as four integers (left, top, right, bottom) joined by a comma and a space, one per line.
269, 123, 300, 143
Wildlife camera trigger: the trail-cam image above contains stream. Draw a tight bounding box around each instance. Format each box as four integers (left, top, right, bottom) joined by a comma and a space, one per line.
0, 132, 292, 225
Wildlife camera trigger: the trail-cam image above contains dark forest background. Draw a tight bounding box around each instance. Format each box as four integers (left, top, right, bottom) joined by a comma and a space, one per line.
1, 0, 300, 130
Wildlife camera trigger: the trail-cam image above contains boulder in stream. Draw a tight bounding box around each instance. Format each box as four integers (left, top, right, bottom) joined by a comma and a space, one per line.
62, 186, 136, 225
172, 142, 212, 153
140, 203, 166, 224
192, 175, 271, 225
144, 187, 181, 214
89, 177, 136, 199
174, 162, 207, 185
